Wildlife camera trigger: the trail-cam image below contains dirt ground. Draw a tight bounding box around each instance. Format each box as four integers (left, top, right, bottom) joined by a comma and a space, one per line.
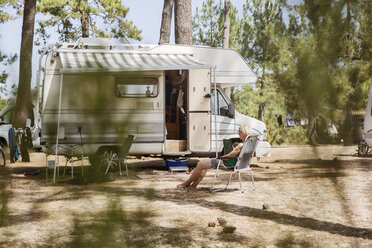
0, 145, 371, 248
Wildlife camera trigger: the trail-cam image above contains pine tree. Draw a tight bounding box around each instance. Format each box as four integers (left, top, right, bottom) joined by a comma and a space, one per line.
193, 0, 241, 49
12, 0, 37, 162
274, 0, 372, 144
36, 0, 142, 45
239, 0, 285, 122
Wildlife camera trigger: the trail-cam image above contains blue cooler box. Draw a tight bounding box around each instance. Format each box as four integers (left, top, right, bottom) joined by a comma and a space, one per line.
166, 159, 189, 172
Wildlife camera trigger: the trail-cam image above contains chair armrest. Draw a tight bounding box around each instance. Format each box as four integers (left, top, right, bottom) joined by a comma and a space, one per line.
218, 156, 235, 160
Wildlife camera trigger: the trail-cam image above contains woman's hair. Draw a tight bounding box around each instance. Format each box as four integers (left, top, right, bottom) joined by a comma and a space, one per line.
239, 124, 252, 136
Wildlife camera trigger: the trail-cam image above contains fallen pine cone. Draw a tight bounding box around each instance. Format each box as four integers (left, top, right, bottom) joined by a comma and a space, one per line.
208, 222, 216, 227
222, 225, 236, 233
217, 217, 227, 227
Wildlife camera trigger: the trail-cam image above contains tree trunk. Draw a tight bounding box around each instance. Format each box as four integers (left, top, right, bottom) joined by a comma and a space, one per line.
159, 0, 174, 44
81, 14, 89, 37
222, 0, 231, 48
224, 0, 232, 103
81, 0, 89, 37
13, 0, 36, 162
257, 66, 266, 122
257, 103, 265, 122
343, 100, 353, 145
342, 1, 353, 146
13, 0, 36, 128
174, 0, 192, 45
307, 111, 318, 145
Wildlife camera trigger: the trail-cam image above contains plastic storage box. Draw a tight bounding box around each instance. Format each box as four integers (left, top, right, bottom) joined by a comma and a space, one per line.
166, 159, 189, 172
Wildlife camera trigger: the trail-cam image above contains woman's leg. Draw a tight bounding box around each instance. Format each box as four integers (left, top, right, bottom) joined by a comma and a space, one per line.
177, 159, 212, 189
189, 168, 208, 189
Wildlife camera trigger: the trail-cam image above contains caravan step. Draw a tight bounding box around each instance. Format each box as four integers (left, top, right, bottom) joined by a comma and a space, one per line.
166, 140, 187, 153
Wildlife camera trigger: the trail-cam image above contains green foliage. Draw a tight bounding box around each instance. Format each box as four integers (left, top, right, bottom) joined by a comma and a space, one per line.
0, 52, 18, 96
239, 0, 285, 121
269, 125, 308, 146
193, 0, 222, 47
0, 0, 21, 23
274, 1, 372, 144
234, 85, 283, 121
240, 0, 284, 67
0, 1, 19, 98
234, 85, 308, 145
0, 97, 6, 111
193, 0, 242, 49
36, 0, 143, 45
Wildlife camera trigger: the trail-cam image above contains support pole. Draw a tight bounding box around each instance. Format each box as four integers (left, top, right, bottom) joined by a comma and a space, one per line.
54, 74, 63, 183
213, 68, 218, 158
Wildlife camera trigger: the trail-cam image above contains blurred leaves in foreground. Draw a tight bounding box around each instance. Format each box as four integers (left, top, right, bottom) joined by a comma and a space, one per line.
194, 0, 372, 145
69, 196, 193, 248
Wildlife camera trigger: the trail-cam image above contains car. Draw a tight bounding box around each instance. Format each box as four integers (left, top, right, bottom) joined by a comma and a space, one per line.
0, 104, 41, 149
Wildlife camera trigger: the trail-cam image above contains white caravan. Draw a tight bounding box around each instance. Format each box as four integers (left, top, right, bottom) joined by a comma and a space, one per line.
365, 85, 372, 146
358, 84, 372, 156
362, 85, 372, 147
39, 38, 270, 160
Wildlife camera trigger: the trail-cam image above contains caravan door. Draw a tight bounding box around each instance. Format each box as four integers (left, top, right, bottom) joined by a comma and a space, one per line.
188, 69, 211, 152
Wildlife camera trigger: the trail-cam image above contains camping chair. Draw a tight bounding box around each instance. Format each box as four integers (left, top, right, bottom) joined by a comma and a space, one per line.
214, 138, 234, 178
210, 134, 259, 193
103, 135, 134, 176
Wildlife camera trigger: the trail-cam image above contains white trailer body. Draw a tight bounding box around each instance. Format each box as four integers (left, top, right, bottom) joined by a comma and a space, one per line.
364, 85, 372, 146
40, 39, 270, 158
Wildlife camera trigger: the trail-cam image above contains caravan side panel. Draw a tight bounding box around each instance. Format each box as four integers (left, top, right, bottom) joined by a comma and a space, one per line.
364, 85, 372, 146
41, 71, 165, 154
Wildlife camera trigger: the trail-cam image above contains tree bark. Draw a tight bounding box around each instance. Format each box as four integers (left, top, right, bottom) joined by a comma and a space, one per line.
343, 100, 353, 145
13, 0, 36, 129
223, 0, 232, 102
13, 0, 36, 162
257, 66, 266, 122
307, 111, 318, 145
342, 1, 354, 146
257, 102, 265, 122
159, 0, 174, 44
222, 0, 231, 48
80, 0, 89, 37
81, 14, 89, 37
174, 0, 192, 45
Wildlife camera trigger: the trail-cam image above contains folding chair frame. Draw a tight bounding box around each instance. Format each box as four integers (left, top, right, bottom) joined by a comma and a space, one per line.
102, 135, 134, 176
210, 134, 259, 193
102, 150, 129, 176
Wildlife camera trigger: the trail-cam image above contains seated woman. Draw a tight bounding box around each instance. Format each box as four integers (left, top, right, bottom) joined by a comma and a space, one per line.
177, 124, 252, 191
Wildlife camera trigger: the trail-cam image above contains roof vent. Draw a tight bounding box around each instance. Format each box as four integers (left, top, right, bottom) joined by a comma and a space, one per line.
78, 38, 114, 50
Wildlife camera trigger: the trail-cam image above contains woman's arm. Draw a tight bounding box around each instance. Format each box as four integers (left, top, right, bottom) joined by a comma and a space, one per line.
220, 143, 243, 159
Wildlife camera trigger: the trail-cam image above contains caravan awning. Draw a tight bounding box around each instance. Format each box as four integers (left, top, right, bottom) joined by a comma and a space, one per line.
58, 50, 214, 73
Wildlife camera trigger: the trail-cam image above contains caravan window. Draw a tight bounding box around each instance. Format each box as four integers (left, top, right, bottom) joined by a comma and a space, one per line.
211, 90, 230, 117
115, 77, 159, 98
